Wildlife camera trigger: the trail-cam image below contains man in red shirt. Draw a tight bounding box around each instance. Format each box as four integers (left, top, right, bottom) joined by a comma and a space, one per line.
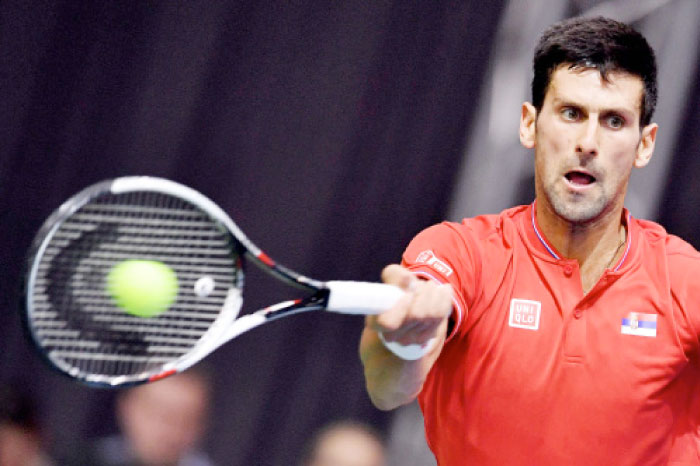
360, 16, 700, 465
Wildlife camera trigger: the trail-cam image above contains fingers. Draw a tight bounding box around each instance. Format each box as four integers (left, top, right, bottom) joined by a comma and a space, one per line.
368, 265, 453, 346
381, 264, 417, 291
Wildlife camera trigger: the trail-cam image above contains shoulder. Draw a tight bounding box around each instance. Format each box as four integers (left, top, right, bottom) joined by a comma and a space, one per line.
634, 218, 700, 263
402, 206, 526, 289
404, 205, 526, 268
413, 205, 527, 244
634, 218, 700, 308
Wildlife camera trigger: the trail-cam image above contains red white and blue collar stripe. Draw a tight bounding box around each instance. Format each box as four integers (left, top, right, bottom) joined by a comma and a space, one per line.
531, 202, 560, 259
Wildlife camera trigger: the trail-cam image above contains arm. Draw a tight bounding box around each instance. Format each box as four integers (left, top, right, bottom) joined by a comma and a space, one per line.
359, 264, 452, 410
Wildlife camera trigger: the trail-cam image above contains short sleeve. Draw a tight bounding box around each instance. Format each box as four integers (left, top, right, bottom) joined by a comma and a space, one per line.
401, 222, 480, 339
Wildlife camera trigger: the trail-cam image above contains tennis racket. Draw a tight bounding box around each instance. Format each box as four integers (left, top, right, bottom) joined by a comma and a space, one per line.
23, 176, 409, 388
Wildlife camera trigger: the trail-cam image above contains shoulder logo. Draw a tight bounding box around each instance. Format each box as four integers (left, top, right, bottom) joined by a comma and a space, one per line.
621, 312, 657, 337
509, 299, 541, 331
415, 250, 453, 277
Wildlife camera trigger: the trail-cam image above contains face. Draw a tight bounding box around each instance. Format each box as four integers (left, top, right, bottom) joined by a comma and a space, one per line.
0, 424, 42, 466
520, 65, 657, 225
308, 427, 385, 466
117, 374, 209, 464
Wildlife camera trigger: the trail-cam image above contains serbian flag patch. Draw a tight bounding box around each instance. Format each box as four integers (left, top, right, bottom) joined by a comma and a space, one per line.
621, 312, 657, 338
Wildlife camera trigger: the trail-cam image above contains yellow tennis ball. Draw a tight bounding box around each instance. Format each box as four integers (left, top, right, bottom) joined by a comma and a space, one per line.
106, 260, 178, 318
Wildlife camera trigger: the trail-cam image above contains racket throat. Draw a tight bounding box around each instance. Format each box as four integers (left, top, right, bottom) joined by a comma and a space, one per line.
264, 289, 330, 319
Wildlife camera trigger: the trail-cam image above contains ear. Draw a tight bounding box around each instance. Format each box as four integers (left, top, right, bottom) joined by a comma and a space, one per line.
520, 102, 537, 149
634, 123, 658, 168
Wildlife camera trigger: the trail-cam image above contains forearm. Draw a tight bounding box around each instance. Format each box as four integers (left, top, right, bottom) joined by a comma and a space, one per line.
359, 320, 446, 410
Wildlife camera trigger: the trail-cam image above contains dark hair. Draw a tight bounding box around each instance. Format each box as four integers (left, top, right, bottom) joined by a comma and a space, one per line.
532, 16, 657, 126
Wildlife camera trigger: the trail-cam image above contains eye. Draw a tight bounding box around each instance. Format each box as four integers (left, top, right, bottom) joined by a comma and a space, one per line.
605, 114, 625, 129
561, 107, 580, 121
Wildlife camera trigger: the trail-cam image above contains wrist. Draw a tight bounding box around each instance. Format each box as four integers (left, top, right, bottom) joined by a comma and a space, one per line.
377, 331, 436, 360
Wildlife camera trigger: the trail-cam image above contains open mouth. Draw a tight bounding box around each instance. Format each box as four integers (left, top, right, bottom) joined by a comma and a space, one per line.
565, 170, 596, 186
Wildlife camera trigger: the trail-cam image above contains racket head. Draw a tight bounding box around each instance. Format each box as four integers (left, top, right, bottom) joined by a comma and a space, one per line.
24, 177, 252, 387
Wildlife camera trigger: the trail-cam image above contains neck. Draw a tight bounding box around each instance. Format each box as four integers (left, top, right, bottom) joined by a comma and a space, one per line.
535, 199, 627, 292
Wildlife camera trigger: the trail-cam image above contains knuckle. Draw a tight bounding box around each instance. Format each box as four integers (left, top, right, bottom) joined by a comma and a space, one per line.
380, 265, 394, 282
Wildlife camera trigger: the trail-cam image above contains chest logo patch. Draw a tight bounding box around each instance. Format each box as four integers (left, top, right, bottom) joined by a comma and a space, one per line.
509, 299, 541, 331
415, 250, 453, 277
621, 312, 657, 337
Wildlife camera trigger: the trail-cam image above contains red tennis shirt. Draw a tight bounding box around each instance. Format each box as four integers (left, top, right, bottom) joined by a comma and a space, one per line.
404, 203, 700, 465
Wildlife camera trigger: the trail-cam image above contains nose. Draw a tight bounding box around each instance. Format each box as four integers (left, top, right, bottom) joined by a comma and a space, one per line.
575, 118, 599, 156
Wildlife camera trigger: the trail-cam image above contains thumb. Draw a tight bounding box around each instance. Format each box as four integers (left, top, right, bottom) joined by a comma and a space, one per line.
381, 264, 417, 291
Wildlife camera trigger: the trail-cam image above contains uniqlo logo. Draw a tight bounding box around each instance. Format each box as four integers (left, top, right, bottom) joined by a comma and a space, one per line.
509, 299, 541, 331
415, 250, 453, 277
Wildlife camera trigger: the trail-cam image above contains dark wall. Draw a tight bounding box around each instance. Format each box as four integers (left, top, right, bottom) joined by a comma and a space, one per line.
658, 48, 700, 249
0, 2, 505, 464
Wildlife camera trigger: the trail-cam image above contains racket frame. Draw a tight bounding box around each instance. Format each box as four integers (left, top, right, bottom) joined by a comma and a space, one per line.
23, 177, 331, 387
24, 177, 400, 388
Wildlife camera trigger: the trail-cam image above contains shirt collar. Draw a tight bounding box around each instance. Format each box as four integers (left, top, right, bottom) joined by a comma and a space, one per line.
526, 200, 633, 271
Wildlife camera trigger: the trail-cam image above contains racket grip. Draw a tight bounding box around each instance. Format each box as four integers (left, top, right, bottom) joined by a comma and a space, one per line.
325, 281, 403, 315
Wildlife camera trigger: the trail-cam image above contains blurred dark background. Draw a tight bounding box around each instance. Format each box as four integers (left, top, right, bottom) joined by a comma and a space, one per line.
1, 1, 699, 465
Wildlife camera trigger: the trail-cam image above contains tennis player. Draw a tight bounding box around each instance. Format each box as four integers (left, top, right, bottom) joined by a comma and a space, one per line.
361, 16, 700, 465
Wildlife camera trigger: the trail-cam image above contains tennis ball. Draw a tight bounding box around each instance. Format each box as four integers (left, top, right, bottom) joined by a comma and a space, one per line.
106, 260, 178, 318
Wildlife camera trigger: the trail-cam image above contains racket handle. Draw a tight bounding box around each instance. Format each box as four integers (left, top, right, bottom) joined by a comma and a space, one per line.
325, 281, 403, 315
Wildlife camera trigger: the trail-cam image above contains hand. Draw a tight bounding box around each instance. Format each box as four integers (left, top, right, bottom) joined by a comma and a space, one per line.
366, 264, 453, 347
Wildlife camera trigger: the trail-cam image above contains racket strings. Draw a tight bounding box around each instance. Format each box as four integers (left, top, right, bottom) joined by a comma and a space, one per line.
29, 190, 241, 383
